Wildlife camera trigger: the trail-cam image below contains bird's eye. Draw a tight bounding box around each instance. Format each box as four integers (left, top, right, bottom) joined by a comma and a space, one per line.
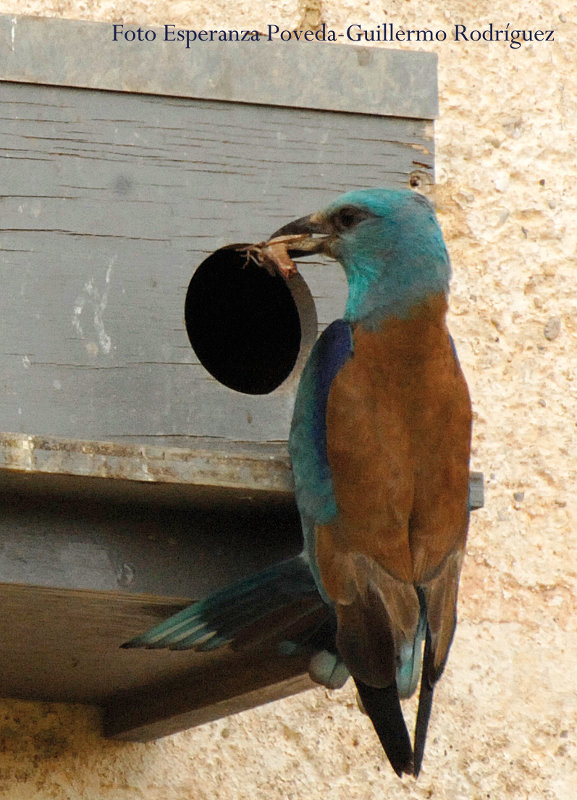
332, 206, 371, 233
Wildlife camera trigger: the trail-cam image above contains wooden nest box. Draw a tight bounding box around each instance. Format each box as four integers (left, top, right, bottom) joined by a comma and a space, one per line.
0, 15, 482, 740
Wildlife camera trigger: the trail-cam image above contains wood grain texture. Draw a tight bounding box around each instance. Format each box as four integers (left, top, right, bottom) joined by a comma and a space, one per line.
0, 58, 454, 740
0, 432, 295, 493
0, 80, 434, 448
0, 583, 314, 718
0, 441, 481, 736
0, 14, 438, 120
0, 472, 302, 596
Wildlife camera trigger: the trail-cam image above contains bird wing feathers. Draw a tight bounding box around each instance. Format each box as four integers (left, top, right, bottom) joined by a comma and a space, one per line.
290, 296, 471, 775
122, 555, 326, 652
288, 318, 354, 600
315, 299, 471, 687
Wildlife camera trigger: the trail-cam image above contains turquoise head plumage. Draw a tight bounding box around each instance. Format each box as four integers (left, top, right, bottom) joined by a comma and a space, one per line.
270, 187, 451, 324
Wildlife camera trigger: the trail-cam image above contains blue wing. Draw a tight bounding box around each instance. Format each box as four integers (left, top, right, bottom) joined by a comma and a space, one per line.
122, 322, 353, 654
122, 555, 324, 651
289, 319, 417, 776
288, 319, 354, 602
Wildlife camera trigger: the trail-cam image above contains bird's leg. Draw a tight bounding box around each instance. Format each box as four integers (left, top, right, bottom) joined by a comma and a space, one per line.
309, 650, 350, 689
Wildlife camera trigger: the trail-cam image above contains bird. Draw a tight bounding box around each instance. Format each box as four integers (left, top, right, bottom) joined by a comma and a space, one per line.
123, 188, 472, 778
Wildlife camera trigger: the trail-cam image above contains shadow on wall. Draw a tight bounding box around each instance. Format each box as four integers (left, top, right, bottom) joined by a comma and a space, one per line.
0, 699, 155, 797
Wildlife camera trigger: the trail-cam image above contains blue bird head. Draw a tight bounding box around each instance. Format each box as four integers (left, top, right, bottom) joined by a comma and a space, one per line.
269, 188, 451, 323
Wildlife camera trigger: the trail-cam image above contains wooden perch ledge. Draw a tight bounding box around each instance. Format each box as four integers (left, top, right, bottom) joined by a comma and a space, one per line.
0, 432, 483, 741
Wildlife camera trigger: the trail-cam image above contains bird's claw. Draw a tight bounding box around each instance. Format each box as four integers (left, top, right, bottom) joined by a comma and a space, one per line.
309, 650, 350, 690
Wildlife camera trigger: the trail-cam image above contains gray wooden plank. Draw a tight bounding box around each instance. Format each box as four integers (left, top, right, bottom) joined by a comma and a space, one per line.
0, 431, 484, 505
0, 433, 294, 492
0, 80, 434, 447
0, 14, 438, 119
0, 464, 302, 596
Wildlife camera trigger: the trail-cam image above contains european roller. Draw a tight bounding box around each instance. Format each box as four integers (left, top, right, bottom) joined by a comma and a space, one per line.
124, 188, 472, 777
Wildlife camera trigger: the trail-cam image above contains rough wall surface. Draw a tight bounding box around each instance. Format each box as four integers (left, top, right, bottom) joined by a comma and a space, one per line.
1, 1, 576, 798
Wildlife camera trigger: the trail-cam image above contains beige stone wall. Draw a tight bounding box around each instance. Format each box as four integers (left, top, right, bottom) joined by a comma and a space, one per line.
1, 1, 576, 798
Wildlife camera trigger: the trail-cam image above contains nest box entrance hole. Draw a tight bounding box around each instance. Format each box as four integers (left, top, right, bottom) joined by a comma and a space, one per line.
185, 246, 317, 395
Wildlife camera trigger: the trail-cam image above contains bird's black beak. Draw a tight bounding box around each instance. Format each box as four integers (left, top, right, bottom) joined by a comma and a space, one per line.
268, 212, 331, 258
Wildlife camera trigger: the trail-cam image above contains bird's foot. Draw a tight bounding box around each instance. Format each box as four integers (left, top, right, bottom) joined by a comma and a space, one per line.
309, 650, 350, 689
